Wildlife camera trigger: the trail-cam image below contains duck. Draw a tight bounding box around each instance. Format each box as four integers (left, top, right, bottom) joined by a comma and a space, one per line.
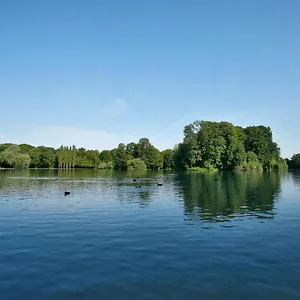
64, 191, 70, 196
156, 183, 163, 186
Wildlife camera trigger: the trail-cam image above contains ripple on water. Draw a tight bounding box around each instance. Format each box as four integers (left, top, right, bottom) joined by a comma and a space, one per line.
0, 170, 300, 299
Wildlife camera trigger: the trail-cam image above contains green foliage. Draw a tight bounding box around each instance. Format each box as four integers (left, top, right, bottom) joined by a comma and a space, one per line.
19, 143, 35, 154
288, 153, 300, 169
75, 148, 99, 168
0, 122, 291, 171
161, 149, 174, 169
136, 138, 162, 170
37, 146, 57, 168
114, 143, 128, 170
0, 145, 31, 168
99, 150, 113, 163
57, 145, 77, 168
126, 142, 138, 158
97, 161, 113, 169
173, 120, 286, 172
28, 148, 40, 168
127, 158, 147, 171
0, 143, 13, 153
244, 126, 280, 169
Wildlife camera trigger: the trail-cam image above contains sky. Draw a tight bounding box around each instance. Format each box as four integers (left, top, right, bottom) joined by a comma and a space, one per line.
0, 0, 299, 157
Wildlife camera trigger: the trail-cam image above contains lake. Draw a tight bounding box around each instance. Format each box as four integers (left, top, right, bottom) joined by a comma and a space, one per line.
0, 169, 300, 300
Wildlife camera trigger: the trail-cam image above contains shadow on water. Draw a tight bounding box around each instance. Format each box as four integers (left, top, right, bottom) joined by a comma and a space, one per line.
174, 171, 282, 224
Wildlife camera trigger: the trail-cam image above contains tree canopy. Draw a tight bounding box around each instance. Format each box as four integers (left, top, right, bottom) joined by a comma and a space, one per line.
0, 120, 292, 171
173, 120, 287, 171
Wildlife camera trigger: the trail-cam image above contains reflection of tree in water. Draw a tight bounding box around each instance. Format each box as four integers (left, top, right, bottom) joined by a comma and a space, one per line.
136, 190, 152, 207
290, 170, 300, 188
174, 171, 282, 223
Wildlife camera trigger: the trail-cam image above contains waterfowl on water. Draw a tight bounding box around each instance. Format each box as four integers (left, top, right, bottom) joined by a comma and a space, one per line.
64, 191, 70, 196
157, 183, 163, 186
133, 179, 137, 182
135, 185, 142, 188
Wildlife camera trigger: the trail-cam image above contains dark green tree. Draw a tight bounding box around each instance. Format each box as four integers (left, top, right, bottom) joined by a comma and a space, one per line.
37, 146, 57, 168
99, 150, 113, 163
244, 126, 280, 169
136, 138, 162, 170
126, 142, 138, 158
289, 153, 300, 169
161, 149, 173, 169
114, 143, 128, 170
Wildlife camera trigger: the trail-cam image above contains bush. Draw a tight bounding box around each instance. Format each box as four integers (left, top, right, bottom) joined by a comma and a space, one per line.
127, 158, 147, 171
98, 161, 114, 169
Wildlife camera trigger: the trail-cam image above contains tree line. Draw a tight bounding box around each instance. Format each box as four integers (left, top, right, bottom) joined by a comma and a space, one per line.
0, 120, 297, 171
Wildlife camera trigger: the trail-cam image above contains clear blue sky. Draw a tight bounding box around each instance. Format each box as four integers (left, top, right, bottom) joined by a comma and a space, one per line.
1, 0, 299, 157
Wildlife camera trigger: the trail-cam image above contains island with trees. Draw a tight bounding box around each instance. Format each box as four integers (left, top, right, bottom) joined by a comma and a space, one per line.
0, 120, 297, 171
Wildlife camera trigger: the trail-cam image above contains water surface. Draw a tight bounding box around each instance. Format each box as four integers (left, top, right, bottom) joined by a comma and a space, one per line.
0, 170, 300, 299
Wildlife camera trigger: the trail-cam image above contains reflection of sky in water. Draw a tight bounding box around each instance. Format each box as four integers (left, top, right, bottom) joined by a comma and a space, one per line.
1, 170, 300, 300
0, 170, 296, 227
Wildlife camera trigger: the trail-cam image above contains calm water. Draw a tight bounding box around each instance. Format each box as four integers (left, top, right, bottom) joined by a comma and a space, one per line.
0, 170, 300, 300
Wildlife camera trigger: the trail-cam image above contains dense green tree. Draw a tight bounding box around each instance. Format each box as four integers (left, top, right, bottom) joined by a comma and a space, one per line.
161, 149, 174, 169
85, 150, 100, 167
0, 121, 290, 171
173, 120, 286, 171
19, 143, 35, 153
135, 138, 162, 170
18, 144, 40, 168
76, 148, 87, 167
244, 126, 280, 169
182, 121, 202, 168
289, 153, 300, 169
0, 145, 31, 168
37, 146, 57, 168
127, 158, 147, 171
126, 142, 138, 158
75, 148, 99, 168
99, 150, 113, 163
0, 143, 13, 153
28, 148, 40, 168
57, 145, 77, 168
114, 143, 128, 170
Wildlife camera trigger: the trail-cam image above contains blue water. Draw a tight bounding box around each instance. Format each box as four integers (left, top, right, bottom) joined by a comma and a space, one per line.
0, 170, 300, 299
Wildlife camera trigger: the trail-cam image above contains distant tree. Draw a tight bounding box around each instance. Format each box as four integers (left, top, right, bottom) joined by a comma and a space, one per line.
173, 120, 285, 171
127, 158, 147, 171
28, 148, 40, 168
161, 149, 173, 169
19, 144, 35, 153
114, 143, 127, 170
126, 142, 138, 158
99, 150, 113, 163
245, 126, 280, 169
0, 143, 13, 153
136, 138, 162, 170
57, 145, 77, 168
98, 161, 113, 169
37, 146, 57, 168
85, 150, 100, 168
289, 153, 300, 169
0, 145, 31, 168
